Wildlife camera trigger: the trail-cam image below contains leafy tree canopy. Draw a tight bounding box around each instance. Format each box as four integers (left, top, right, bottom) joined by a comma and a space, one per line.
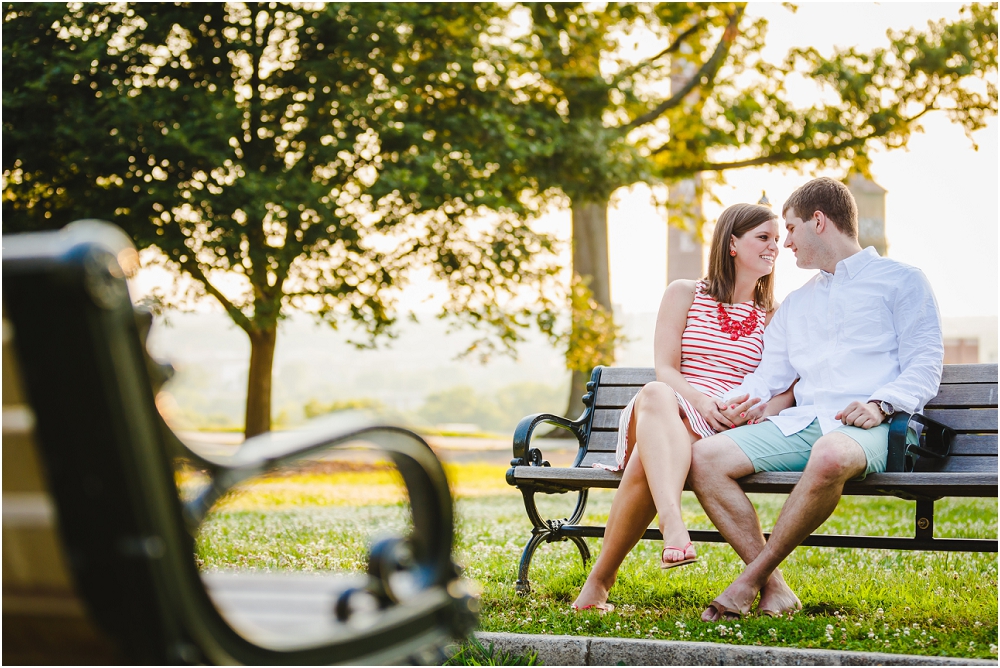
3, 2, 564, 435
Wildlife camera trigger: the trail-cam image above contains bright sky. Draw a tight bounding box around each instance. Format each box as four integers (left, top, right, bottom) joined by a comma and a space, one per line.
132, 3, 998, 321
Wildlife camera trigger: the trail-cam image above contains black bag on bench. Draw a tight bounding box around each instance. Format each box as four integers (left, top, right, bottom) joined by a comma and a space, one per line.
886, 412, 956, 473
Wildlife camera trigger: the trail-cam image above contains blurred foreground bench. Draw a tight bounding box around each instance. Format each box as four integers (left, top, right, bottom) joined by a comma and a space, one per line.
3, 221, 476, 664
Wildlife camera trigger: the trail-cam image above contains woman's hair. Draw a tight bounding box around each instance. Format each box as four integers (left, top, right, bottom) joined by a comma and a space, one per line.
704, 203, 777, 311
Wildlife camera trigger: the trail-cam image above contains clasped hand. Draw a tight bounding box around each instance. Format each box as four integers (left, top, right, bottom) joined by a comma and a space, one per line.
697, 394, 764, 432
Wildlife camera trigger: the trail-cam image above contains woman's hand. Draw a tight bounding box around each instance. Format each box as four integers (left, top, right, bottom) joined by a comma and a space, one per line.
717, 394, 762, 429
691, 394, 734, 432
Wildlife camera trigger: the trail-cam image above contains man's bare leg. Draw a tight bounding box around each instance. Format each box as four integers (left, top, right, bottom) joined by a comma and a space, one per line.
689, 433, 795, 617
693, 432, 867, 619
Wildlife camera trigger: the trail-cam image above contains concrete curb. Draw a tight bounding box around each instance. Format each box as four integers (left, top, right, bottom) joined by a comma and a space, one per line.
474, 632, 994, 666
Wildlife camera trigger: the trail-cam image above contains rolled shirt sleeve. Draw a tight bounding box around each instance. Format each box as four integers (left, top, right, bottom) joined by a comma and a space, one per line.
867, 267, 943, 413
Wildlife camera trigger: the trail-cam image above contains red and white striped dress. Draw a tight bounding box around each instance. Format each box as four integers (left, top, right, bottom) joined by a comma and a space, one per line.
609, 280, 767, 470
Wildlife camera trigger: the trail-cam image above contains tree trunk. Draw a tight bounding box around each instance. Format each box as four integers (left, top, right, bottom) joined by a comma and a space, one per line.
564, 197, 614, 420
244, 325, 277, 439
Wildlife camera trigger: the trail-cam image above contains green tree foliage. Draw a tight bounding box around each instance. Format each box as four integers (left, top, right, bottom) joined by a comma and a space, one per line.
2, 2, 563, 436
502, 2, 997, 413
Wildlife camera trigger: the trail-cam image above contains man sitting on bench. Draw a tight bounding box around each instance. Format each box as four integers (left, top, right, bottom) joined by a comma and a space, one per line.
690, 177, 944, 621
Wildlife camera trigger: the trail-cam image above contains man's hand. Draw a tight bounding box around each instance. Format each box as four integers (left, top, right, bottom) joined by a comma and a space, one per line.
744, 399, 780, 425
717, 394, 761, 429
835, 401, 884, 429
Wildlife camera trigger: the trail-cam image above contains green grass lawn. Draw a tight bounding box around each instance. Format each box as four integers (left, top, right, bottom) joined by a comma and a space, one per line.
192, 460, 998, 660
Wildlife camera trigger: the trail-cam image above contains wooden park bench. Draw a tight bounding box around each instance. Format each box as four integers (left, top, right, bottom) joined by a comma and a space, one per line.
507, 365, 998, 594
3, 221, 476, 664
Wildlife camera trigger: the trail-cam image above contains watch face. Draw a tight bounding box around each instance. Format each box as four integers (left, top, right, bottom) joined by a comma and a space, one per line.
880, 401, 895, 416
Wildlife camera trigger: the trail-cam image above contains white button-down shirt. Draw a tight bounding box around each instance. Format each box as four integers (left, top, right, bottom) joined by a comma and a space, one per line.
724, 247, 944, 436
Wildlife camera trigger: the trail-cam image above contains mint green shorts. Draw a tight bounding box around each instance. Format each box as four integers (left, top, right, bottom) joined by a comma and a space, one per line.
726, 419, 915, 479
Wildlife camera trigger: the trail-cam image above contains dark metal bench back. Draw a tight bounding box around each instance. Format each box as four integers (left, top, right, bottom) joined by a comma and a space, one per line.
580, 365, 998, 473
3, 223, 473, 664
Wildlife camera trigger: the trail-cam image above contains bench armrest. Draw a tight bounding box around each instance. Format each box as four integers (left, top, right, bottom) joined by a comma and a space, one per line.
511, 412, 584, 467
511, 367, 603, 470
886, 411, 956, 473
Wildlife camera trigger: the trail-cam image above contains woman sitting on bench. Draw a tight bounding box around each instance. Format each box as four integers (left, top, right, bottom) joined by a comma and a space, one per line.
573, 202, 795, 612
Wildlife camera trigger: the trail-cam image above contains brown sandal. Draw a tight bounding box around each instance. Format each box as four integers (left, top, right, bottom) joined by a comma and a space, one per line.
703, 599, 743, 622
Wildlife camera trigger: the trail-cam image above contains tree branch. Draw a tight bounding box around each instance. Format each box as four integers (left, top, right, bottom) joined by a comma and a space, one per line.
657, 103, 934, 175
611, 18, 707, 87
178, 255, 253, 333
619, 6, 745, 132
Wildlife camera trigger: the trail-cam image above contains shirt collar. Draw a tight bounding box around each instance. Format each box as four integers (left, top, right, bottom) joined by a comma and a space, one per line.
822, 246, 878, 279
841, 246, 879, 278
819, 246, 879, 281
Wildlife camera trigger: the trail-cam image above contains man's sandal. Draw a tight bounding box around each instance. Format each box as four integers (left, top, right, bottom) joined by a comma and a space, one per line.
571, 602, 615, 614
703, 599, 744, 622
758, 605, 801, 618
660, 542, 697, 569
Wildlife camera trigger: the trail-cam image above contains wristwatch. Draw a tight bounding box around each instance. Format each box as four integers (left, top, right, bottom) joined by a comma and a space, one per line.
869, 400, 895, 419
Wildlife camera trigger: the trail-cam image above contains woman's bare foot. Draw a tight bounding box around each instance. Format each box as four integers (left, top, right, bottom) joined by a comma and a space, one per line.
757, 574, 802, 617
572, 578, 611, 611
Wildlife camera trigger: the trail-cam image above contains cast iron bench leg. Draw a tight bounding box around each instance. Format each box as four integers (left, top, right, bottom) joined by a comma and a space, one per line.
915, 498, 935, 542
514, 486, 591, 595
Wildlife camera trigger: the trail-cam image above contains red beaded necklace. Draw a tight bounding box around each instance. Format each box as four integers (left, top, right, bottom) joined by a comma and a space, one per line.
716, 302, 759, 340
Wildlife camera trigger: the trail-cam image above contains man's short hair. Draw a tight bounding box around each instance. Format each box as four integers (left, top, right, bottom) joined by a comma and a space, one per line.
782, 177, 858, 238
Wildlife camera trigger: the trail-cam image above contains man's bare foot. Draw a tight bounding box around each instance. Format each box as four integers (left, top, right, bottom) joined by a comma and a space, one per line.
757, 575, 802, 617
572, 579, 611, 611
701, 576, 760, 622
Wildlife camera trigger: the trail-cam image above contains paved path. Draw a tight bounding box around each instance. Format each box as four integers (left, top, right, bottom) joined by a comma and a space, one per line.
474, 631, 994, 666
176, 431, 577, 466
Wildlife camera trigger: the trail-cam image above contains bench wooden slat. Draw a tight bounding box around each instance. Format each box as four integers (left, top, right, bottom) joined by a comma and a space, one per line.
580, 451, 617, 468
594, 407, 998, 432
595, 382, 998, 410
587, 430, 619, 452
540, 450, 996, 477
941, 364, 998, 384
593, 409, 623, 430
594, 385, 641, 408
744, 472, 998, 497
923, 408, 998, 432
549, 431, 996, 458
927, 384, 999, 408
509, 466, 998, 497
600, 364, 998, 386
598, 367, 656, 385
914, 456, 998, 473
949, 434, 999, 456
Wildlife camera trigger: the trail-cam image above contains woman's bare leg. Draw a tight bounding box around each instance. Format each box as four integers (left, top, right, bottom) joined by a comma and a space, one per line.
572, 447, 656, 608
573, 382, 697, 607
633, 382, 699, 561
